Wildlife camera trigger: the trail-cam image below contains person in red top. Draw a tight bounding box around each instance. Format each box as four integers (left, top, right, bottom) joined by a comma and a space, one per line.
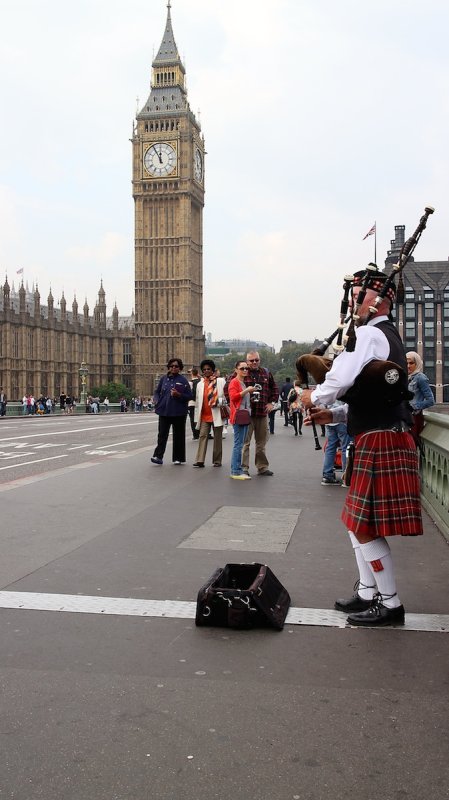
228, 361, 256, 480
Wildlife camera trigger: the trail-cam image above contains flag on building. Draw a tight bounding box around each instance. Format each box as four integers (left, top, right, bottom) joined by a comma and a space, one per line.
363, 223, 376, 240
16, 267, 24, 274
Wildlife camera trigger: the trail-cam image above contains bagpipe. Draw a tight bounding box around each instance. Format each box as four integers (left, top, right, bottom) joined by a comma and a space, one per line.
296, 206, 435, 411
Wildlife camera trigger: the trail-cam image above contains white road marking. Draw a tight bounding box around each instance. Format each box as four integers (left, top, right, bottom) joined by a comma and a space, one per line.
0, 591, 447, 632
85, 450, 126, 456
0, 445, 151, 490
0, 455, 68, 471
0, 453, 34, 459
0, 420, 156, 443
100, 439, 139, 448
34, 443, 65, 449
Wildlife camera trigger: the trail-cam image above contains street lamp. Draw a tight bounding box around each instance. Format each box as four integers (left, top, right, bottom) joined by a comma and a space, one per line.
429, 384, 449, 404
79, 361, 89, 405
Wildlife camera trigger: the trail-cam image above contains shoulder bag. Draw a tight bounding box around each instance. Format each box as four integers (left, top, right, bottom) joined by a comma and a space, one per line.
234, 408, 251, 425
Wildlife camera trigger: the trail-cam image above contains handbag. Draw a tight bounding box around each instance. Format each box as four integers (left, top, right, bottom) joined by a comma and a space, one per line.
234, 408, 251, 425
220, 403, 230, 420
195, 563, 291, 630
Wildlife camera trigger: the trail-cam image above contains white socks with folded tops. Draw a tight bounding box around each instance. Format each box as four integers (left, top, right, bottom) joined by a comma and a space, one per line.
348, 532, 376, 600
359, 537, 401, 609
348, 532, 401, 608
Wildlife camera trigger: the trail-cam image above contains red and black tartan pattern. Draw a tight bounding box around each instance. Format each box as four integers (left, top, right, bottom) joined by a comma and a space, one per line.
341, 430, 423, 538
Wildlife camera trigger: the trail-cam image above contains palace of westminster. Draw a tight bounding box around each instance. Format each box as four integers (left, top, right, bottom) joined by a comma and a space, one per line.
1, 5, 448, 403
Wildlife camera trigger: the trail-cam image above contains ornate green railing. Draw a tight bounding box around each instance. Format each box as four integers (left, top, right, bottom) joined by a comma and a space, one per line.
420, 411, 449, 542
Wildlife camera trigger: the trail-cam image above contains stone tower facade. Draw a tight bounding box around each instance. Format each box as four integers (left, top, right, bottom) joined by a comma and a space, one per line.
132, 2, 205, 394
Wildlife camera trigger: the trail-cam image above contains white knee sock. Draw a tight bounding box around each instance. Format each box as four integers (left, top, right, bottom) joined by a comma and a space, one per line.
359, 538, 401, 608
348, 532, 376, 600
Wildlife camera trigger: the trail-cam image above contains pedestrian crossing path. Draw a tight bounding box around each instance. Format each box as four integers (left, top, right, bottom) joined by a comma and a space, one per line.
0, 591, 447, 632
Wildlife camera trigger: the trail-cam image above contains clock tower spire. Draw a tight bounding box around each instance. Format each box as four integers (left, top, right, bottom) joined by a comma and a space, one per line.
132, 2, 205, 394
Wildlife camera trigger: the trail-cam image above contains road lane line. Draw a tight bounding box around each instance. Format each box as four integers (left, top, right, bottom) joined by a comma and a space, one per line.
0, 591, 446, 632
0, 453, 34, 459
0, 445, 153, 490
100, 439, 139, 448
0, 420, 157, 443
0, 455, 68, 471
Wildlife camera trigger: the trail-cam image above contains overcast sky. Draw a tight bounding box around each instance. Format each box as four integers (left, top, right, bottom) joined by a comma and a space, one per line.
1, 0, 448, 350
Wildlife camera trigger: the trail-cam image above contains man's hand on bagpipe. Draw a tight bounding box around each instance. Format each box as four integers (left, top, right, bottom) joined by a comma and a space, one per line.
303, 406, 333, 426
299, 388, 313, 409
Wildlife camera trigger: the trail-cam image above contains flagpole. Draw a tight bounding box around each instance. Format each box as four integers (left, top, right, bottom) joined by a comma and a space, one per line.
374, 221, 377, 265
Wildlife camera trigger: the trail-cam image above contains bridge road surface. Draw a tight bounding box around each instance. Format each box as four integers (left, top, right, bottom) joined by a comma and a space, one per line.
0, 413, 448, 800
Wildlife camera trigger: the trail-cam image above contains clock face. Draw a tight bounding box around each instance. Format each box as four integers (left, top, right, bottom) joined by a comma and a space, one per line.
143, 143, 177, 177
194, 148, 203, 183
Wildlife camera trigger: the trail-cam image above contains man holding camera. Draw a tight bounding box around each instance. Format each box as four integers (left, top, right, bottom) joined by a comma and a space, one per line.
241, 351, 279, 476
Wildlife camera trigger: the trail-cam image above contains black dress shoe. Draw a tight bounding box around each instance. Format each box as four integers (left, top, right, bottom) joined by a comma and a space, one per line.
334, 594, 373, 612
192, 462, 205, 468
347, 598, 405, 627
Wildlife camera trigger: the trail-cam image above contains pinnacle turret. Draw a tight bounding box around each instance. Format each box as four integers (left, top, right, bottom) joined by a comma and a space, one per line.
153, 1, 182, 68
137, 2, 189, 120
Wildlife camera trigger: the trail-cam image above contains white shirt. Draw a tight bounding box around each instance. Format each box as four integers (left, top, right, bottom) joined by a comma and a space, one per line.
311, 317, 390, 407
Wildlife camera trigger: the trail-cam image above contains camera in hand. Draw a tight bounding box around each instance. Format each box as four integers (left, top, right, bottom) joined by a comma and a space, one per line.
252, 383, 262, 403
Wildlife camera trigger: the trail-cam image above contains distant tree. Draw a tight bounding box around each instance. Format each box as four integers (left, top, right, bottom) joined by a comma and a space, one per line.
213, 342, 315, 386
219, 348, 281, 377
274, 341, 315, 385
89, 381, 133, 403
217, 351, 244, 376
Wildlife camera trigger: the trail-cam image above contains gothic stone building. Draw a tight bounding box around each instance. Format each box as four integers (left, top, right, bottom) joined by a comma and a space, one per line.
0, 280, 135, 400
0, 3, 205, 400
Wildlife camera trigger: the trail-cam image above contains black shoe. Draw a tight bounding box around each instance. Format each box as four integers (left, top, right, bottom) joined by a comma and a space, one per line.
335, 581, 375, 612
335, 594, 373, 612
347, 594, 405, 627
259, 469, 273, 476
192, 462, 205, 468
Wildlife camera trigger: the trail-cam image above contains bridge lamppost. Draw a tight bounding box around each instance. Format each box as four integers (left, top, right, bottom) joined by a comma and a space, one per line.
430, 384, 449, 404
79, 361, 89, 406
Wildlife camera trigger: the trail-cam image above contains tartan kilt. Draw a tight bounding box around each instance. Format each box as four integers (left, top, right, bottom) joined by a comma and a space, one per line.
341, 430, 423, 537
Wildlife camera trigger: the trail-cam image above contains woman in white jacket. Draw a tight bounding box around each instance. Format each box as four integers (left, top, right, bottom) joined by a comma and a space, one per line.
193, 359, 226, 467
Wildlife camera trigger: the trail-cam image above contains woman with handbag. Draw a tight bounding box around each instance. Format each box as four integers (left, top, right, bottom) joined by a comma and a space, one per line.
228, 361, 256, 480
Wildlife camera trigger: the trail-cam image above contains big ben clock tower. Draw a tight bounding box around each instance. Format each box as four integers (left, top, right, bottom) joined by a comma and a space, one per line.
132, 1, 205, 394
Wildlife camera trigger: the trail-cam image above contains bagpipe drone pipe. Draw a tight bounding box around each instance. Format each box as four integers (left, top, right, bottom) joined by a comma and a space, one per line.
296, 206, 435, 410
